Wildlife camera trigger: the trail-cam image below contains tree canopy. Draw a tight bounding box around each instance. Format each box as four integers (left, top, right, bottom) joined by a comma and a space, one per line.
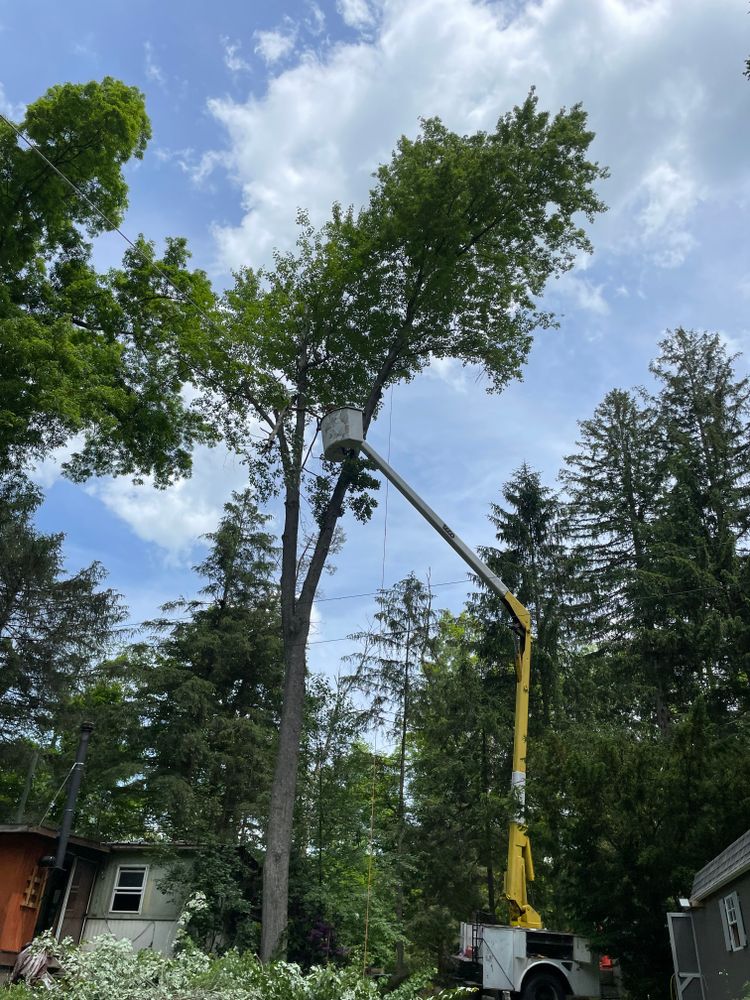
0, 78, 215, 483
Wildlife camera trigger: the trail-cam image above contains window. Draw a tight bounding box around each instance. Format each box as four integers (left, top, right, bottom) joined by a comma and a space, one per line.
720, 891, 747, 952
110, 865, 148, 914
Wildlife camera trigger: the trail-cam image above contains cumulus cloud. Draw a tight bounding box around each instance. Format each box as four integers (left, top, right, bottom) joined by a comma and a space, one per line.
254, 22, 297, 66
84, 443, 252, 564
200, 0, 746, 278
632, 161, 702, 268
337, 0, 375, 30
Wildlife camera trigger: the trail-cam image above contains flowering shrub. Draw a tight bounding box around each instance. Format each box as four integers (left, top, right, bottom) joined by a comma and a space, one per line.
4, 932, 471, 1000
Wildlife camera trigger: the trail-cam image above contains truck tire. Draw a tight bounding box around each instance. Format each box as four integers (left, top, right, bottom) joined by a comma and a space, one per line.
520, 970, 567, 1000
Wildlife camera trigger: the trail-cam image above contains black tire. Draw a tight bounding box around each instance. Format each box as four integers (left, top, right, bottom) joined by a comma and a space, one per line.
520, 970, 567, 1000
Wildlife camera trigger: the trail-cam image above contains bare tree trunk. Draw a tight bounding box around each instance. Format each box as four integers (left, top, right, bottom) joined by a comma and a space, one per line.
481, 729, 495, 914
260, 464, 352, 960
260, 617, 309, 960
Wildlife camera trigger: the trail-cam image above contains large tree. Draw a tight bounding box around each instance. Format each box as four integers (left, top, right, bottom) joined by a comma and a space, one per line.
197, 92, 607, 958
0, 78, 215, 483
141, 490, 283, 844
0, 473, 124, 821
347, 574, 437, 972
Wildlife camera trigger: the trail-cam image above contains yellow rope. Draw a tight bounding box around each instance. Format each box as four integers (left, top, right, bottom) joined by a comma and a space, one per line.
362, 742, 378, 976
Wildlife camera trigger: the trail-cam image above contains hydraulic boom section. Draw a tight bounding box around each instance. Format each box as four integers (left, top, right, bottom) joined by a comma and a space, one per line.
320, 406, 542, 930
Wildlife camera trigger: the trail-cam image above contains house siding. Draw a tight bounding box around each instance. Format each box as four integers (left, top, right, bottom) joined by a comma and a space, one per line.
692, 868, 750, 1000
83, 851, 184, 956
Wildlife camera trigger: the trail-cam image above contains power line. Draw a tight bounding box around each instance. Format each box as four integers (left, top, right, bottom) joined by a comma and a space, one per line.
0, 110, 290, 424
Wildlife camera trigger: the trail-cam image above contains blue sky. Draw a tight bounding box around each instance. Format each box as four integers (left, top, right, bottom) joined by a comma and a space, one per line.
2, 0, 749, 677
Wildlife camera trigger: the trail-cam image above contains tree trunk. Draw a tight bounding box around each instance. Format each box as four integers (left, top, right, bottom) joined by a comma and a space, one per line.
260, 621, 309, 961
481, 728, 495, 913
15, 746, 39, 823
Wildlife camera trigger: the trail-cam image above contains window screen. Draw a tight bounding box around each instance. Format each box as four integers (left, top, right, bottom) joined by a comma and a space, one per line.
110, 866, 147, 913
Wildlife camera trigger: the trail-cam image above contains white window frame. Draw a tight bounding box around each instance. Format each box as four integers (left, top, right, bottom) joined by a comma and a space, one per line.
109, 865, 149, 915
719, 890, 747, 952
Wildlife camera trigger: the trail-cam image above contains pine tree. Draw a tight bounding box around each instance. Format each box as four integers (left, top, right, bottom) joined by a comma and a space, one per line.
649, 328, 750, 719
347, 574, 437, 973
143, 490, 283, 843
476, 464, 574, 726
560, 389, 669, 727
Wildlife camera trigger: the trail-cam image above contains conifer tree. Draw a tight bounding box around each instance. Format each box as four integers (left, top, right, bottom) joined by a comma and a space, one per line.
142, 490, 283, 843
347, 574, 436, 972
649, 328, 750, 718
476, 463, 573, 725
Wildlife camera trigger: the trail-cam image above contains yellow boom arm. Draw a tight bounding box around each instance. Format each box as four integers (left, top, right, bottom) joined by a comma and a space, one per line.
320, 407, 543, 930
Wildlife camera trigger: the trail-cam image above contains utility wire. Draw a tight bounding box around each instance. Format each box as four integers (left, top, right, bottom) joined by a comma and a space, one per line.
0, 112, 225, 339
0, 111, 290, 422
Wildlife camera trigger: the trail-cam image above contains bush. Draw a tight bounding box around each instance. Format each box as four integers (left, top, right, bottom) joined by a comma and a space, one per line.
5, 932, 471, 1000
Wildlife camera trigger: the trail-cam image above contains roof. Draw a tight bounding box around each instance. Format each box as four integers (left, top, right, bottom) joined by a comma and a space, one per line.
107, 841, 199, 851
691, 829, 750, 902
0, 824, 110, 854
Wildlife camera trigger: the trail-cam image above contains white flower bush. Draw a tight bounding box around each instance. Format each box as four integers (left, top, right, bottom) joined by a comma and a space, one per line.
5, 932, 471, 1000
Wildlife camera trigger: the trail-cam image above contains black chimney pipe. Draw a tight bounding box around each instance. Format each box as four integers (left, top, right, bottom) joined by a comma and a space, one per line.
53, 721, 94, 870
35, 722, 94, 935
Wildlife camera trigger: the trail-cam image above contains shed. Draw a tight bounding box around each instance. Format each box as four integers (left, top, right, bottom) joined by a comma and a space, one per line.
0, 828, 193, 973
0, 825, 108, 968
668, 829, 750, 1000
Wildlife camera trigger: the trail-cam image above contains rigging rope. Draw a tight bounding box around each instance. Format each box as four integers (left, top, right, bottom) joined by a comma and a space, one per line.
364, 388, 394, 974
362, 736, 378, 977
38, 763, 78, 826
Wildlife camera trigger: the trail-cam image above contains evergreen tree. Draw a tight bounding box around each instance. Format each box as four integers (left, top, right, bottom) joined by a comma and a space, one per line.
347, 574, 437, 973
475, 464, 574, 726
649, 328, 750, 719
561, 389, 668, 727
408, 612, 514, 960
143, 490, 283, 844
0, 473, 124, 822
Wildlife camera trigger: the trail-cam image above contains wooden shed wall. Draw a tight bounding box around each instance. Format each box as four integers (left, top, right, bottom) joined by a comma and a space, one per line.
0, 833, 48, 953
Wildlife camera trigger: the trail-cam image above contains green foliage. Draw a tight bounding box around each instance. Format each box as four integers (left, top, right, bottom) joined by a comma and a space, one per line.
0, 473, 125, 824
142, 490, 283, 843
408, 612, 513, 952
0, 79, 215, 482
5, 931, 470, 1000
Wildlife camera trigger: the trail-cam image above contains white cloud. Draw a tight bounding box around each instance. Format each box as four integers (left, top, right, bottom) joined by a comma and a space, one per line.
337, 0, 375, 30
563, 275, 610, 316
254, 23, 297, 66
200, 0, 747, 279
306, 2, 326, 36
28, 436, 85, 489
0, 82, 25, 120
84, 443, 251, 564
144, 41, 166, 87
222, 37, 251, 74
426, 356, 470, 394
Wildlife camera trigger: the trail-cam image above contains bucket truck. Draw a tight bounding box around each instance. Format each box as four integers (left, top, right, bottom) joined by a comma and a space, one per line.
321, 407, 602, 1000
